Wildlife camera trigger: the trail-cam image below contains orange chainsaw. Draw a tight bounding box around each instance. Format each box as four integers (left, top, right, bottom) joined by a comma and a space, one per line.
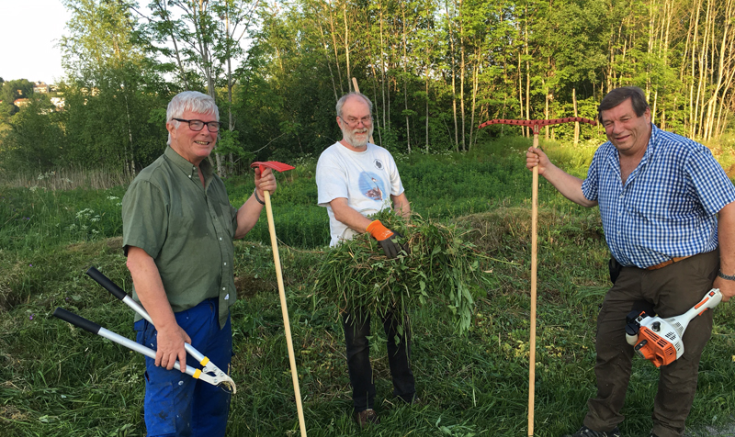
624, 288, 722, 368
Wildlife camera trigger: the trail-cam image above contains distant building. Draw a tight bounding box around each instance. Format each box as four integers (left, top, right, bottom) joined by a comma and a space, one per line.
34, 82, 49, 93
14, 98, 31, 107
50, 97, 65, 111
80, 87, 100, 97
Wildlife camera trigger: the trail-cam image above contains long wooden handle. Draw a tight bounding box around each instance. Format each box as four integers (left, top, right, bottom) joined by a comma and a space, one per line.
528, 134, 539, 437
350, 77, 375, 144
263, 190, 307, 437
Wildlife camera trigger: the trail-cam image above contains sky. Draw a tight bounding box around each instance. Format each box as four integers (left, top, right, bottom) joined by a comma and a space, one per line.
0, 0, 72, 84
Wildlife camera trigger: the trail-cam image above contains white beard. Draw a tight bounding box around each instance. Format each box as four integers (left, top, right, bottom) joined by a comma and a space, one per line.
341, 124, 373, 149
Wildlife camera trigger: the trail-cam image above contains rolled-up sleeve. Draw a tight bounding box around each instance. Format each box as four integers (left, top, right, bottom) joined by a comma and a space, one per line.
122, 180, 168, 258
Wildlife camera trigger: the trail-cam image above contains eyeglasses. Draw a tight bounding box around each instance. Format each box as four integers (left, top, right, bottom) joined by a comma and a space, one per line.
339, 115, 373, 127
173, 118, 222, 132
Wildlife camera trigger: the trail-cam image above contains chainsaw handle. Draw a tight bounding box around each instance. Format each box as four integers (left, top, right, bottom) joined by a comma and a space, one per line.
53, 307, 102, 335
86, 267, 128, 301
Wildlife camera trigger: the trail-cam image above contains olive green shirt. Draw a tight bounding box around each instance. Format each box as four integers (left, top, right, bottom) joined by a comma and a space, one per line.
122, 146, 238, 329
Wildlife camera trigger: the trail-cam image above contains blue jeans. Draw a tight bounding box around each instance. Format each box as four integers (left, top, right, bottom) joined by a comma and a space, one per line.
134, 299, 232, 437
342, 309, 416, 412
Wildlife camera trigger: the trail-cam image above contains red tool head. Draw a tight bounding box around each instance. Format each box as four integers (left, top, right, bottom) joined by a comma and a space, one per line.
478, 117, 597, 132
250, 161, 295, 174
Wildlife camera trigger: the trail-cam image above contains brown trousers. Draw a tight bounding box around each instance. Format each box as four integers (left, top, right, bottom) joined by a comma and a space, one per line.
583, 250, 718, 437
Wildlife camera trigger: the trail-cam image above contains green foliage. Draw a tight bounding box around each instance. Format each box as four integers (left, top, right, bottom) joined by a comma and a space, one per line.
2, 143, 735, 436
317, 210, 481, 336
0, 79, 34, 115
0, 97, 67, 173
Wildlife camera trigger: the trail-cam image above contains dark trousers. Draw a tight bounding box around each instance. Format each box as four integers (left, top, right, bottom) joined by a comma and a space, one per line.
584, 250, 718, 437
342, 309, 416, 412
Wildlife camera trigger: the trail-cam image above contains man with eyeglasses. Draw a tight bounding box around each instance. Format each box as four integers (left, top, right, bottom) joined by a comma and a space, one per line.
316, 92, 417, 428
122, 91, 277, 436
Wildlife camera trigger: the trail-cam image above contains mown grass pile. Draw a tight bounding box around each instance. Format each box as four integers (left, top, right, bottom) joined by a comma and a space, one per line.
317, 209, 480, 336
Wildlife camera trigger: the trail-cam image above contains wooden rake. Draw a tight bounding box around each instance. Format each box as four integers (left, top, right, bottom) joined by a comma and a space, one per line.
250, 161, 307, 437
478, 117, 597, 436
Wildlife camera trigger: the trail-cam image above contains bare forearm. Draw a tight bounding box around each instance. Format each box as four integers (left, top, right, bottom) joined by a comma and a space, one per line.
234, 194, 264, 239
126, 247, 177, 329
718, 202, 735, 274
332, 198, 373, 233
391, 193, 411, 220
542, 164, 598, 208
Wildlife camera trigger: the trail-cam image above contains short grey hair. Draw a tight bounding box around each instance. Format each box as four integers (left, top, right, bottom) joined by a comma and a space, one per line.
336, 92, 373, 117
166, 91, 220, 145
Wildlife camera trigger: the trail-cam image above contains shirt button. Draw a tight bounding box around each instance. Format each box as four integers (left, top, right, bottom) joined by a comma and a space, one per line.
222, 287, 226, 291
188, 175, 192, 178
219, 237, 222, 241
224, 262, 227, 266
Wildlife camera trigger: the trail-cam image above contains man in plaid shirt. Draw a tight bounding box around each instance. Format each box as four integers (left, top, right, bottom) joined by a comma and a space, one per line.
526, 86, 735, 437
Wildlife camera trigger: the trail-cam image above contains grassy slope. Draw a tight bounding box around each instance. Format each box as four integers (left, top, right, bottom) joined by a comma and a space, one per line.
1, 137, 734, 437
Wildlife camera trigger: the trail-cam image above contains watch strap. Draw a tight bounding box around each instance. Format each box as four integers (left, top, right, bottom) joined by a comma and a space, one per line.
717, 270, 735, 281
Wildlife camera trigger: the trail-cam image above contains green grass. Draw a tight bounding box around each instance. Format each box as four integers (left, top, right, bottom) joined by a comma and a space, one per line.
1, 137, 734, 436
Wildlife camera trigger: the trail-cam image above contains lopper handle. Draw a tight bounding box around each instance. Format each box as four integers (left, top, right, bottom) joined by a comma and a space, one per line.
86, 267, 128, 301
85, 266, 206, 362
53, 308, 102, 335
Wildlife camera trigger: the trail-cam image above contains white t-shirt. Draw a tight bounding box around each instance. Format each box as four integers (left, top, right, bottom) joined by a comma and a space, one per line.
316, 142, 405, 247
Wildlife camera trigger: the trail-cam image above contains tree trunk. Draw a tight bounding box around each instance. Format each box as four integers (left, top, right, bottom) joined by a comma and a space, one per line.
343, 1, 351, 92
544, 79, 549, 140
524, 3, 530, 136
379, 6, 386, 133
573, 87, 579, 146
468, 53, 478, 151
447, 1, 459, 151
402, 2, 410, 153
425, 75, 430, 153
314, 5, 339, 102
689, 0, 702, 137
518, 53, 525, 137
328, 1, 344, 95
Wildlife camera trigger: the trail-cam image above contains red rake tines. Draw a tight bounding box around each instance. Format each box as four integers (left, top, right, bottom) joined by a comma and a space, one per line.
478, 117, 597, 135
250, 161, 296, 174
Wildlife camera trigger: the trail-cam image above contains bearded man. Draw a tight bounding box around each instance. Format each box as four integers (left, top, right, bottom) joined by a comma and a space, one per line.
315, 92, 417, 428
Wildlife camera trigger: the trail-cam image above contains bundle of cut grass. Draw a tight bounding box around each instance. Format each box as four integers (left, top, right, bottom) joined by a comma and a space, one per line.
316, 209, 481, 335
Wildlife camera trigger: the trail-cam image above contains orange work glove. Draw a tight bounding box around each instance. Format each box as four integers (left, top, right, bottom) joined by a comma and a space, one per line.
366, 220, 409, 259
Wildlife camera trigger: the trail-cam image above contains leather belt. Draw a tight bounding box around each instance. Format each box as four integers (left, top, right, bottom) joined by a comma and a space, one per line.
645, 256, 692, 271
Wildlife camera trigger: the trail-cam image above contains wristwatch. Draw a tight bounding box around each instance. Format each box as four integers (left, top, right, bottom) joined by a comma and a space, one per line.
717, 270, 735, 281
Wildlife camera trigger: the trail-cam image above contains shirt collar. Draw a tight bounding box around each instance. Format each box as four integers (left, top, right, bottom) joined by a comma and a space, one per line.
164, 146, 214, 188
604, 123, 658, 171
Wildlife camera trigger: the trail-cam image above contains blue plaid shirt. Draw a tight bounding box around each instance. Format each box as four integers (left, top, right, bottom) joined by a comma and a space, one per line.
581, 124, 735, 269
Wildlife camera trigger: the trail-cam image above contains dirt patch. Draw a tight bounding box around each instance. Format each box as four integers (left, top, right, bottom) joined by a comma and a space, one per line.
105, 236, 123, 250
0, 404, 28, 421
235, 274, 276, 298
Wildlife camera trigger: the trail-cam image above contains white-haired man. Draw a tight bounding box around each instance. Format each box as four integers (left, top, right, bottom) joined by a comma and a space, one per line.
122, 91, 276, 436
316, 92, 416, 428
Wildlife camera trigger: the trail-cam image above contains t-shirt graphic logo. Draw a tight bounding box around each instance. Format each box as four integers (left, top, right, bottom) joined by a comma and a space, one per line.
359, 172, 385, 201
374, 159, 384, 170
